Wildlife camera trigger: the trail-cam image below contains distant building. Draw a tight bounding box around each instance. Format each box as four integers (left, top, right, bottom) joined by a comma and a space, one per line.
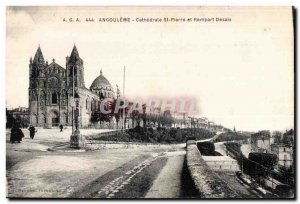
198, 117, 209, 129
6, 107, 30, 128
209, 122, 224, 132
172, 115, 224, 132
271, 144, 293, 168
282, 129, 294, 146
251, 130, 271, 153
173, 113, 188, 128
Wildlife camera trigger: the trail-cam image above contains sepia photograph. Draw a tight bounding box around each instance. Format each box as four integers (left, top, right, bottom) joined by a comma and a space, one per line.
5, 6, 295, 199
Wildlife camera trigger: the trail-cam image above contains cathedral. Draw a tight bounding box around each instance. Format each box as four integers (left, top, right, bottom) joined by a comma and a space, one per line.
28, 45, 115, 128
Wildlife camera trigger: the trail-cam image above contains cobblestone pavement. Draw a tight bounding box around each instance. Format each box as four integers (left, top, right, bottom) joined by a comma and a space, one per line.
96, 153, 161, 198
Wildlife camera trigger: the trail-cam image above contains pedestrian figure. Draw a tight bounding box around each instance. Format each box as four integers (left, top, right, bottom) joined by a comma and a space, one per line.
28, 125, 36, 139
10, 124, 24, 143
59, 124, 63, 132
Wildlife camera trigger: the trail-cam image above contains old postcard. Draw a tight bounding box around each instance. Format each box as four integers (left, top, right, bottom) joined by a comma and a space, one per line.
6, 6, 294, 199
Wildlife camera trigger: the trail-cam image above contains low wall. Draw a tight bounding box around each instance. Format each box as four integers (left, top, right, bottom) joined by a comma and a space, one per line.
202, 156, 240, 171
85, 130, 123, 140
186, 141, 238, 198
85, 140, 178, 150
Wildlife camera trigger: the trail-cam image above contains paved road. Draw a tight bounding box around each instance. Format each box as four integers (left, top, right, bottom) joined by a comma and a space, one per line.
145, 151, 186, 198
214, 142, 227, 156
71, 148, 187, 198
6, 129, 189, 198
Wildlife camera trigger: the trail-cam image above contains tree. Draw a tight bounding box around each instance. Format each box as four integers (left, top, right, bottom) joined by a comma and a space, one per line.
91, 98, 122, 128
272, 131, 283, 144
247, 152, 278, 182
283, 129, 294, 146
6, 109, 15, 128
175, 130, 182, 142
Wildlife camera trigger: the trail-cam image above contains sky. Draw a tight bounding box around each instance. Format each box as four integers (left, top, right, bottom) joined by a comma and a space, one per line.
6, 6, 294, 131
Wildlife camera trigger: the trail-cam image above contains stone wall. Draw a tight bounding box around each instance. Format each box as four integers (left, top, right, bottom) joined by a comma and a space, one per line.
85, 140, 176, 151
186, 141, 238, 198
202, 156, 240, 172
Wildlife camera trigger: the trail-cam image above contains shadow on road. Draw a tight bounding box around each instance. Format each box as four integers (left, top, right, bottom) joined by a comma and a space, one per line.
180, 157, 199, 198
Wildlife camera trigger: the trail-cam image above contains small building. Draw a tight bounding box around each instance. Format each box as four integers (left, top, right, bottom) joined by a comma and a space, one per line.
271, 144, 293, 168
251, 130, 271, 153
172, 113, 189, 128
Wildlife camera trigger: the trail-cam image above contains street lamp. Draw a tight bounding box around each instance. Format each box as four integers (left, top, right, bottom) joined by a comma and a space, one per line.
70, 93, 84, 149
74, 94, 80, 133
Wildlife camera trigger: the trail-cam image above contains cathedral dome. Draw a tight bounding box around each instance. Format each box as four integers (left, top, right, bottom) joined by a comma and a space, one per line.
90, 70, 112, 90
90, 71, 112, 89
90, 70, 114, 99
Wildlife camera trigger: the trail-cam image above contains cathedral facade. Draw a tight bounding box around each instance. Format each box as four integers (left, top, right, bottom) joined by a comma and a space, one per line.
28, 45, 115, 128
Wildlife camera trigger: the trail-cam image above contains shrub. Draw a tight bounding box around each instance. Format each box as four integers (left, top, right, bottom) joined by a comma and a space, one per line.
197, 142, 215, 156
225, 142, 241, 153
275, 184, 292, 198
147, 127, 154, 134
249, 152, 278, 169
215, 131, 249, 142
96, 127, 215, 144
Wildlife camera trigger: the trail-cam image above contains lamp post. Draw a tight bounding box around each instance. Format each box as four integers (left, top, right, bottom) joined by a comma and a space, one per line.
70, 93, 85, 149
74, 95, 80, 133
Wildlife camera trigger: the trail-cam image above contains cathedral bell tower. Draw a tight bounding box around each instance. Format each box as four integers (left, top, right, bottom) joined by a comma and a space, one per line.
29, 45, 46, 88
66, 45, 85, 89
29, 45, 46, 126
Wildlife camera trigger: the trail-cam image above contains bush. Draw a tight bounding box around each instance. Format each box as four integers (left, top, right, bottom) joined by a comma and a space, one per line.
197, 142, 215, 156
242, 153, 278, 179
169, 128, 178, 137
249, 152, 278, 169
275, 184, 292, 198
96, 128, 215, 144
147, 127, 154, 134
215, 131, 249, 142
225, 142, 241, 153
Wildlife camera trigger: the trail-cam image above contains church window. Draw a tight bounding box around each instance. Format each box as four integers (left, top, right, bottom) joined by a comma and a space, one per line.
86, 99, 88, 109
52, 93, 58, 105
